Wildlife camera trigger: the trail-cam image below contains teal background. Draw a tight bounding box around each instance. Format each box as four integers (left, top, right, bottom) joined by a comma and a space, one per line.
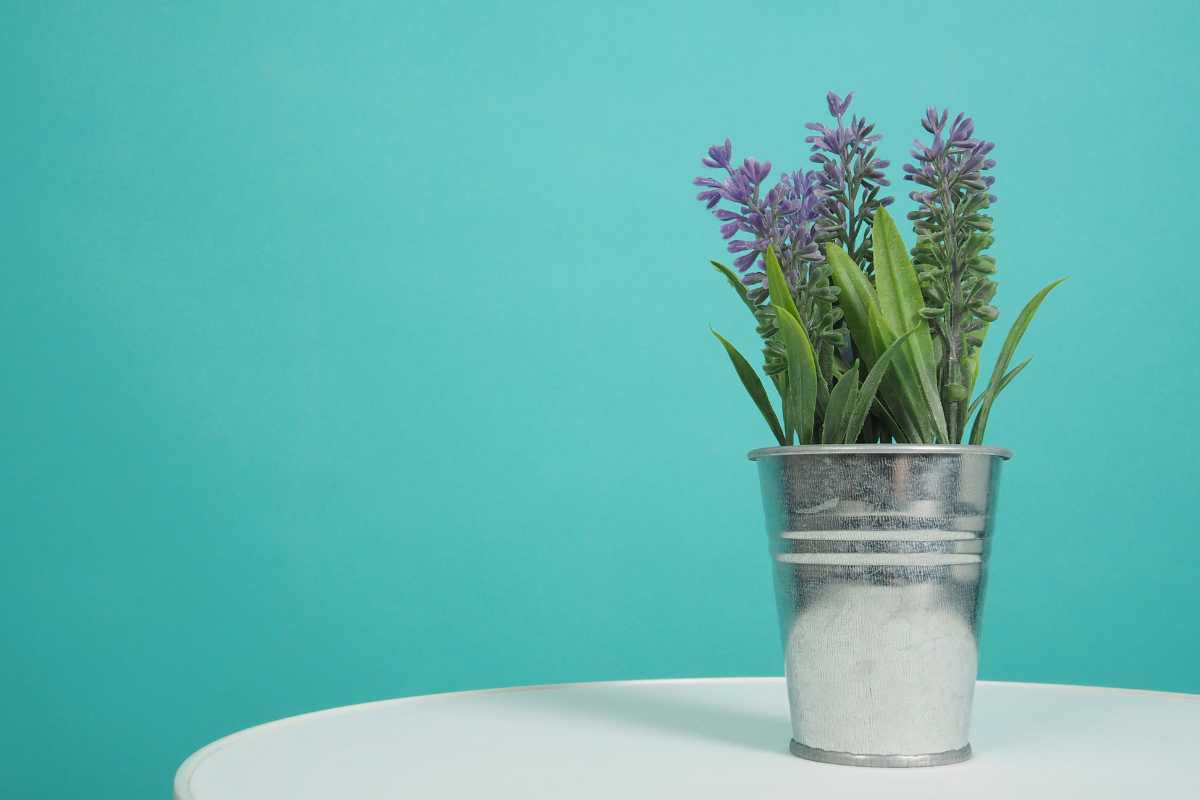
4, 1, 1198, 797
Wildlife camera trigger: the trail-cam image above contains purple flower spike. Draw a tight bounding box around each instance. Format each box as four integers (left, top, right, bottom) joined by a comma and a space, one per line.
904, 106, 1001, 440
691, 138, 826, 299
905, 107, 997, 213
806, 91, 894, 273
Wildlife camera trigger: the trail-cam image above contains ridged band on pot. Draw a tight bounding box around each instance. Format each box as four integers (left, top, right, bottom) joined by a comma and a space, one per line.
748, 445, 1011, 768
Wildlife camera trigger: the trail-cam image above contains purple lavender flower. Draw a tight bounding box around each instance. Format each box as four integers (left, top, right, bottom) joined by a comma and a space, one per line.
904, 109, 997, 217
826, 90, 853, 117
805, 91, 893, 273
693, 141, 824, 300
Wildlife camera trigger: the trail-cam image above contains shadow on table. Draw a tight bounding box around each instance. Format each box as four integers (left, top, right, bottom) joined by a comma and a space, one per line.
512, 681, 792, 755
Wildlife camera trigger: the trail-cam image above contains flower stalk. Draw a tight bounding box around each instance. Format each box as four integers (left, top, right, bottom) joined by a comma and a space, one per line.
905, 109, 999, 441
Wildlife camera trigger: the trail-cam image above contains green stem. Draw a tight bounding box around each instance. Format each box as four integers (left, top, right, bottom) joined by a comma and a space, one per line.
939, 159, 963, 443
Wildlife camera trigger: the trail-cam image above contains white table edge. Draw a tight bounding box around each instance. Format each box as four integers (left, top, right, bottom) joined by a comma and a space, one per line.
173, 677, 1199, 800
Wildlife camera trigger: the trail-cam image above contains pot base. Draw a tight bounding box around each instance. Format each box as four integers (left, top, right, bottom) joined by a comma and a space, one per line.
789, 740, 972, 768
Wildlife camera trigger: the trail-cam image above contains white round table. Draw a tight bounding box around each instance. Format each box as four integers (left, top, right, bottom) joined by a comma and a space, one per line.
175, 678, 1199, 798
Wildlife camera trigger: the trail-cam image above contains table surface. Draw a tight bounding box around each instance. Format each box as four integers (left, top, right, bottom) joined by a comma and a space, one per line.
175, 677, 1200, 799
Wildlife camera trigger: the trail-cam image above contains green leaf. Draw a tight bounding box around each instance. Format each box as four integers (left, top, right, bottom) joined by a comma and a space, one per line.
763, 246, 801, 322
827, 243, 915, 440
779, 376, 797, 442
969, 278, 1066, 445
710, 261, 756, 315
964, 322, 989, 397
960, 322, 989, 433
814, 350, 831, 414
871, 208, 949, 442
765, 246, 819, 442
867, 307, 931, 443
843, 327, 920, 444
966, 357, 1031, 420
821, 361, 859, 444
774, 306, 818, 445
711, 328, 787, 446
825, 243, 879, 365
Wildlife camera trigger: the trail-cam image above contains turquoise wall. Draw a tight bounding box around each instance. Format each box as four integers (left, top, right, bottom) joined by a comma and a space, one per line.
5, 2, 1198, 797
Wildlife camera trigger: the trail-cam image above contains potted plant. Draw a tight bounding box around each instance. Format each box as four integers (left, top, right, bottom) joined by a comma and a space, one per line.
694, 92, 1062, 767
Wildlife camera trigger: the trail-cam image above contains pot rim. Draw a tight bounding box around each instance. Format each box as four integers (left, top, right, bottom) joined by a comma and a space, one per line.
747, 444, 1013, 461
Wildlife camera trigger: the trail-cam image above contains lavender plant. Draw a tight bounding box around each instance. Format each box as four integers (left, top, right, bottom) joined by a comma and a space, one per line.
696, 93, 1063, 446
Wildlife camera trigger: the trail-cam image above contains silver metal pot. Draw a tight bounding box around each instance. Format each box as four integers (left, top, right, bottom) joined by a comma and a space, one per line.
749, 445, 1011, 767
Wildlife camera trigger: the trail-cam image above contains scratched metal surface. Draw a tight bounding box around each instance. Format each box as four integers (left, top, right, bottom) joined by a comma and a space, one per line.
750, 445, 1010, 767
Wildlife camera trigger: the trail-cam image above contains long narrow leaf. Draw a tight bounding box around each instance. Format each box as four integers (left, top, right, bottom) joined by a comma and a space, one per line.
763, 246, 799, 439
765, 246, 819, 442
963, 322, 990, 401
843, 327, 919, 444
779, 374, 798, 443
814, 354, 830, 415
867, 307, 932, 442
969, 278, 1066, 444
711, 329, 787, 446
763, 247, 800, 322
774, 306, 818, 445
871, 208, 949, 442
710, 261, 757, 315
821, 362, 859, 444
966, 357, 1031, 420
825, 243, 880, 365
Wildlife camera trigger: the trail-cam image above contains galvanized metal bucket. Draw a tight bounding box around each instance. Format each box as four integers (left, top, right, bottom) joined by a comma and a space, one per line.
749, 445, 1011, 768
